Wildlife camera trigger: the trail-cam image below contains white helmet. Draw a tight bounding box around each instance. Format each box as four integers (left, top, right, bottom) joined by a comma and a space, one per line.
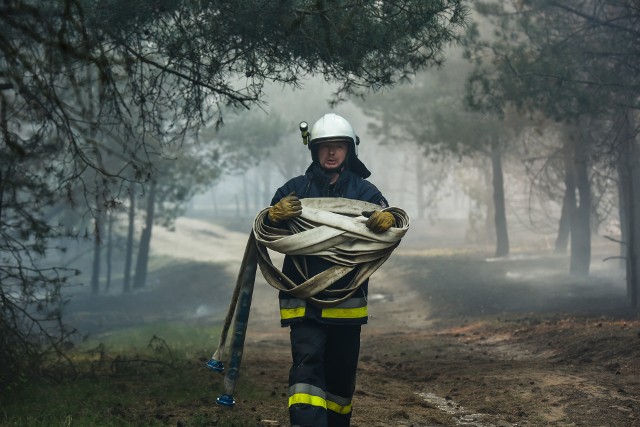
308, 113, 360, 154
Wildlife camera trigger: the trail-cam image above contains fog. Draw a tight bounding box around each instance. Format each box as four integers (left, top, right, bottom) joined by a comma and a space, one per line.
5, 3, 640, 424
193, 74, 475, 220
42, 50, 630, 334
53, 64, 631, 343
189, 73, 576, 248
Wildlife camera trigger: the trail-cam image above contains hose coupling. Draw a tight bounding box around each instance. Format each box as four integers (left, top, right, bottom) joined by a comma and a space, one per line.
205, 358, 224, 373
216, 393, 236, 407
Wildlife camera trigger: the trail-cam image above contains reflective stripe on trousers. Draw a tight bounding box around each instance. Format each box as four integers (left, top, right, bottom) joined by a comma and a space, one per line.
288, 383, 353, 415
289, 320, 361, 427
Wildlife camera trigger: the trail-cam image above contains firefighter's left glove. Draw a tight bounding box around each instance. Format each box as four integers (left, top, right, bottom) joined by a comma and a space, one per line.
268, 192, 302, 225
363, 210, 395, 233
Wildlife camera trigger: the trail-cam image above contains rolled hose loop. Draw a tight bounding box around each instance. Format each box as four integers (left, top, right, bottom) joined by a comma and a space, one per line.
208, 198, 409, 406
254, 198, 409, 307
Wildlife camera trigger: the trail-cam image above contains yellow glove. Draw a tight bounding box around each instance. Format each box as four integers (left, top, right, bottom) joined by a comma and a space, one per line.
268, 192, 302, 224
363, 210, 395, 233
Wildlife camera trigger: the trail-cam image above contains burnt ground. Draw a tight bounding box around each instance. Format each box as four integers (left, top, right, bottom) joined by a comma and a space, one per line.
56, 216, 640, 427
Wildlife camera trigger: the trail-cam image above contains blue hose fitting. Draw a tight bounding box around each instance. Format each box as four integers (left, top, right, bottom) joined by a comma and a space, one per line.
216, 394, 235, 407
205, 358, 224, 373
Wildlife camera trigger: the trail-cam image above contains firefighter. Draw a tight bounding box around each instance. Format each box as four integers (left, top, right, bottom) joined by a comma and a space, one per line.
267, 113, 395, 427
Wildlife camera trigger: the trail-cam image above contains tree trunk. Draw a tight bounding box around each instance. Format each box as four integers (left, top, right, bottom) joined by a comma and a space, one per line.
262, 167, 271, 209
491, 140, 509, 257
242, 173, 250, 217
415, 155, 424, 220
90, 194, 105, 295
398, 152, 409, 209
105, 210, 114, 292
555, 138, 576, 254
123, 187, 135, 293
133, 179, 157, 289
568, 124, 591, 276
253, 168, 260, 213
617, 158, 628, 270
482, 158, 495, 244
629, 139, 640, 308
618, 110, 640, 307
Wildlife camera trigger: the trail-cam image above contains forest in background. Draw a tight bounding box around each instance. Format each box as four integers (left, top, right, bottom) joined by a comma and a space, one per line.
2, 2, 640, 422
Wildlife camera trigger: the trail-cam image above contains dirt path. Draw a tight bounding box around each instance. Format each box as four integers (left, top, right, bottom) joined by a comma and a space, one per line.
253, 251, 638, 427
352, 251, 639, 427
151, 217, 640, 426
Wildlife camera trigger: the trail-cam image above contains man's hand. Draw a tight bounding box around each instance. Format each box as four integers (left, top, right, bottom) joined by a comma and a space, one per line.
362, 210, 395, 233
268, 192, 302, 224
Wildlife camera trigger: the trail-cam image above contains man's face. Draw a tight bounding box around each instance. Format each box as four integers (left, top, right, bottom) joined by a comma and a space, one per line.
316, 140, 349, 172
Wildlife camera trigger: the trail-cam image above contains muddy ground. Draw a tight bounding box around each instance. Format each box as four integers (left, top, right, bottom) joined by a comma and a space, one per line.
236, 251, 640, 427
66, 216, 640, 426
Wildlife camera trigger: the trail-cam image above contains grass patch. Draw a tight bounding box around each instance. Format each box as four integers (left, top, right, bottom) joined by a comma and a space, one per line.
79, 321, 220, 360
1, 321, 283, 427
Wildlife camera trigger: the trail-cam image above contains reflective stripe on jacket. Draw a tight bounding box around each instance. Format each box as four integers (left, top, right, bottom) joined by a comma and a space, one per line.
279, 297, 368, 322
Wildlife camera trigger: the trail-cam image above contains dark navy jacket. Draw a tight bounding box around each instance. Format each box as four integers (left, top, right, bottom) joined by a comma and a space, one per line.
270, 164, 388, 327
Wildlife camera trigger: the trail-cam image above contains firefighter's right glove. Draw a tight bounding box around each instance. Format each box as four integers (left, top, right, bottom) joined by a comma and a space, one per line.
362, 210, 395, 233
268, 192, 302, 225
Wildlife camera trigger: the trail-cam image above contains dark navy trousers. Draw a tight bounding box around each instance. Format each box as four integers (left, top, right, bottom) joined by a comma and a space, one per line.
288, 320, 362, 427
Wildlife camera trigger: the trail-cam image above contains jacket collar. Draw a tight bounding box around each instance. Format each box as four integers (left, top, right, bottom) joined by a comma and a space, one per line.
305, 163, 353, 196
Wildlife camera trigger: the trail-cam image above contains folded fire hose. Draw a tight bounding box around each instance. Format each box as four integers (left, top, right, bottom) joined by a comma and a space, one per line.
205, 198, 410, 407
